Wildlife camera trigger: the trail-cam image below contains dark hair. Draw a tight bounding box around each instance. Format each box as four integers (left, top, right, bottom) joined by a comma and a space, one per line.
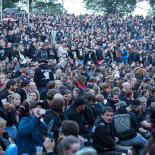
46, 81, 55, 89
72, 79, 78, 87
61, 120, 79, 137
47, 89, 59, 100
49, 98, 65, 114
6, 79, 16, 89
5, 69, 12, 75
102, 106, 114, 115
111, 93, 119, 98
61, 78, 67, 85
142, 89, 148, 96
59, 89, 68, 96
134, 83, 141, 91
77, 75, 86, 84
152, 88, 155, 94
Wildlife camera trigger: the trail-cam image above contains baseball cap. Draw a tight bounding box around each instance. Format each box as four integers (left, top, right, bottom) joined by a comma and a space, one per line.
74, 97, 86, 107
131, 99, 140, 105
29, 101, 44, 110
115, 101, 127, 107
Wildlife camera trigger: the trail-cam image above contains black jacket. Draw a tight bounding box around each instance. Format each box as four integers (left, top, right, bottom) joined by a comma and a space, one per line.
90, 116, 115, 154
119, 89, 125, 101
113, 108, 139, 141
67, 104, 91, 135
105, 99, 116, 111
26, 46, 36, 61
17, 88, 27, 104
34, 64, 54, 88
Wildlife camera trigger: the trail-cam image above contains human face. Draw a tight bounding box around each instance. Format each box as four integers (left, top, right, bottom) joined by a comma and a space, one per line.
63, 143, 80, 155
6, 73, 12, 79
106, 87, 111, 94
30, 83, 37, 90
63, 94, 68, 103
144, 91, 149, 98
125, 84, 131, 90
112, 95, 119, 103
102, 111, 114, 124
67, 93, 72, 103
18, 81, 22, 87
31, 105, 42, 116
29, 92, 38, 103
25, 84, 31, 91
73, 91, 79, 99
81, 104, 86, 111
11, 84, 17, 92
56, 82, 61, 89
140, 102, 147, 111
0, 124, 6, 138
12, 96, 21, 107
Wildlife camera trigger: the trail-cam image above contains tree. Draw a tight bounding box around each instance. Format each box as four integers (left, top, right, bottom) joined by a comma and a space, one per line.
2, 0, 65, 14
83, 0, 137, 16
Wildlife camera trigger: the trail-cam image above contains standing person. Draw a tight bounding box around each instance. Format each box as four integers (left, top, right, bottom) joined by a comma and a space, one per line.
16, 101, 46, 155
34, 58, 54, 92
116, 44, 123, 63
90, 106, 132, 155
26, 41, 37, 61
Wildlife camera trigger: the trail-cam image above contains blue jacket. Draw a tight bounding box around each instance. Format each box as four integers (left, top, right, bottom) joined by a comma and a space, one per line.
122, 49, 129, 60
16, 116, 46, 155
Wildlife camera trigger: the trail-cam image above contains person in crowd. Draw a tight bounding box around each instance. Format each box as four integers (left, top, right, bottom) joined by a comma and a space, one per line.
114, 101, 148, 155
67, 97, 91, 139
69, 88, 80, 105
17, 80, 30, 103
16, 89, 40, 122
16, 101, 46, 155
105, 92, 119, 111
34, 58, 54, 92
100, 83, 111, 99
90, 106, 132, 155
0, 79, 17, 106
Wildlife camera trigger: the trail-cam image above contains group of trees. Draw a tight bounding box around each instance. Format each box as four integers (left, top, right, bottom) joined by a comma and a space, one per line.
83, 0, 155, 16
2, 0, 155, 15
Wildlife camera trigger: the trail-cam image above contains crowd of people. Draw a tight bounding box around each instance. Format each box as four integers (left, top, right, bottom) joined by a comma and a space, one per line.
0, 12, 155, 155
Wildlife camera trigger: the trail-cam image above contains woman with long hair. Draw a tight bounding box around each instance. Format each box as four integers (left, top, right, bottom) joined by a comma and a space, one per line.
8, 93, 21, 127
16, 89, 40, 123
69, 88, 80, 105
55, 80, 62, 90
17, 44, 26, 65
100, 83, 111, 99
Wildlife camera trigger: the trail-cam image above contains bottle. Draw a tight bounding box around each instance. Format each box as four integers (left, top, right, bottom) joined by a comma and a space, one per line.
37, 109, 46, 115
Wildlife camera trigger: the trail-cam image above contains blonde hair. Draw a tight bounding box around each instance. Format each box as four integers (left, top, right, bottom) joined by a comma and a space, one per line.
55, 80, 61, 90
27, 89, 40, 105
56, 69, 62, 79
0, 117, 6, 127
8, 93, 21, 103
123, 82, 130, 88
17, 44, 24, 52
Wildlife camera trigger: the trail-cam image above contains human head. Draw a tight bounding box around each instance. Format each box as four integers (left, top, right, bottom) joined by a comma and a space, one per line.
111, 93, 119, 103
28, 89, 40, 104
6, 79, 17, 92
47, 89, 59, 104
46, 81, 56, 90
112, 87, 120, 95
21, 80, 30, 91
106, 75, 113, 85
89, 76, 97, 86
77, 75, 86, 85
29, 82, 37, 90
5, 70, 12, 79
122, 82, 131, 91
93, 86, 100, 95
138, 97, 147, 111
115, 101, 127, 110
125, 89, 133, 99
102, 106, 114, 124
49, 98, 65, 114
59, 89, 68, 104
142, 89, 149, 98
74, 97, 86, 113
151, 97, 155, 109
95, 94, 104, 103
61, 120, 79, 137
8, 93, 21, 107
59, 135, 80, 155
73, 88, 80, 100
102, 83, 111, 94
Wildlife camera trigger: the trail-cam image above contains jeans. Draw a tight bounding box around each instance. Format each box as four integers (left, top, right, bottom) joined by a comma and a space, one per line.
122, 59, 128, 64
120, 133, 147, 155
78, 59, 84, 64
5, 125, 16, 140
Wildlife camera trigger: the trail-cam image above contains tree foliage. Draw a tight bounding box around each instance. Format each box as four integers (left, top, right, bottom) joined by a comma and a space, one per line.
83, 0, 137, 16
2, 0, 65, 14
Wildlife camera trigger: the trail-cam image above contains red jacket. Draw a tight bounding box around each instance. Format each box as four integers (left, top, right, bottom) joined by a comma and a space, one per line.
78, 82, 86, 90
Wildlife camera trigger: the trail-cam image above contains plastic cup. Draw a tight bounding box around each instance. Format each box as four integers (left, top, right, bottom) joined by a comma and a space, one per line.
36, 146, 43, 155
